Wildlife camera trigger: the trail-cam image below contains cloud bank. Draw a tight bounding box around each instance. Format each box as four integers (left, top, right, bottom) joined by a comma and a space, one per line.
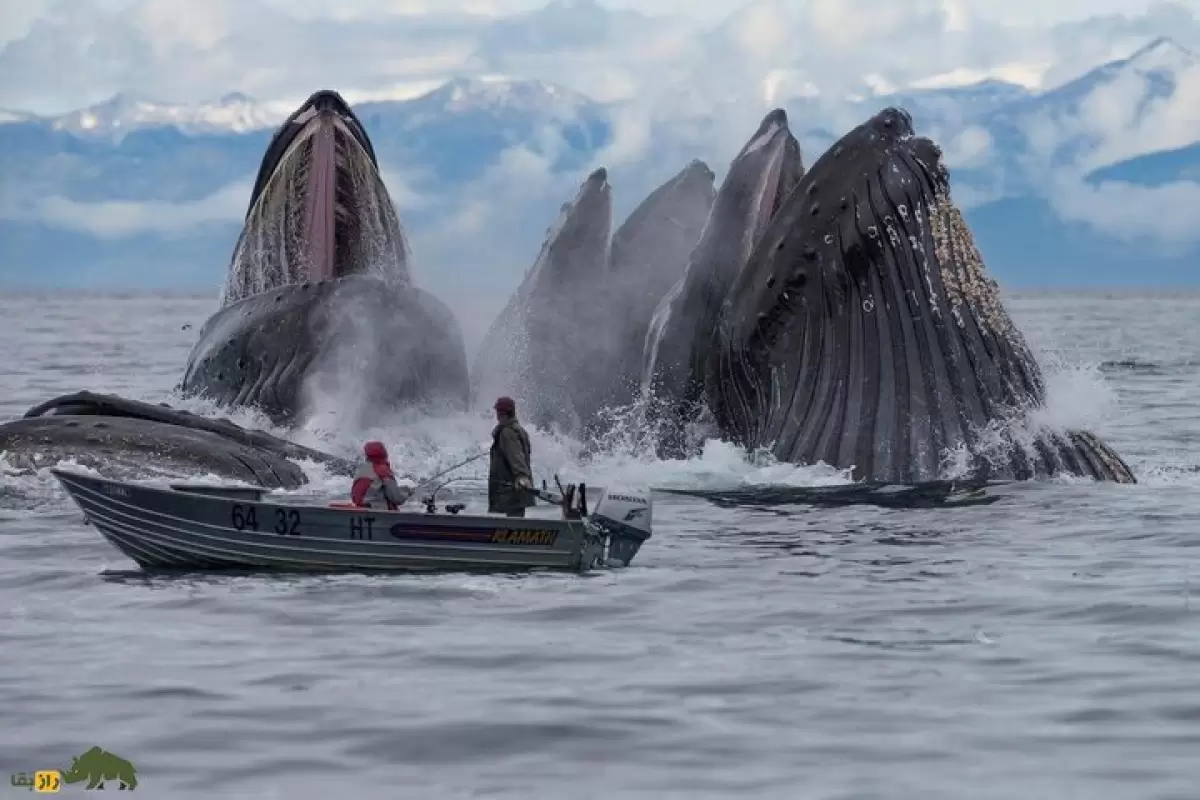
3, 0, 1200, 299
0, 182, 251, 239
6, 0, 1198, 114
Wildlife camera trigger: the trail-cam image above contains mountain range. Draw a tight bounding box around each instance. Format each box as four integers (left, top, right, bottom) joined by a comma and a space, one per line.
1, 31, 1197, 328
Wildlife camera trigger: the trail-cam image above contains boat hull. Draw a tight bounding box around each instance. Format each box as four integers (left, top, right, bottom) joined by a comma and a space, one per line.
51, 469, 620, 574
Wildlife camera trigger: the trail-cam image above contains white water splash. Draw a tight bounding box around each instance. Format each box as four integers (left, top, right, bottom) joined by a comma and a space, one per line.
936, 342, 1171, 485
2, 317, 1191, 510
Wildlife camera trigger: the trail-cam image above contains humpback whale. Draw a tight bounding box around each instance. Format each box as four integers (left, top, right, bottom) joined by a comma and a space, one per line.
645, 107, 1136, 484
606, 160, 717, 410
472, 161, 715, 436
179, 89, 469, 428
641, 109, 805, 453
471, 166, 613, 434
0, 90, 464, 488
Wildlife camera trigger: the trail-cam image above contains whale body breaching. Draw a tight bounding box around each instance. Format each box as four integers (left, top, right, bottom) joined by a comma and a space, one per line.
1, 89, 469, 487
471, 161, 717, 438
178, 89, 469, 427
639, 107, 1136, 484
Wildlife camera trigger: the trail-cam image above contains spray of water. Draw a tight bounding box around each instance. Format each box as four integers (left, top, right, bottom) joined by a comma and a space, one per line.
472, 160, 719, 451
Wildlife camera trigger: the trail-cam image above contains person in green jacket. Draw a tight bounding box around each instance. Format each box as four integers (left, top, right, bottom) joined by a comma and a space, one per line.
488, 395, 536, 517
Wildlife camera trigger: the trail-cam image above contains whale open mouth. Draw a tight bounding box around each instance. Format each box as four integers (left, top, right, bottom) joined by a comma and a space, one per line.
756, 143, 788, 242
223, 86, 415, 307
236, 89, 383, 288
742, 120, 796, 263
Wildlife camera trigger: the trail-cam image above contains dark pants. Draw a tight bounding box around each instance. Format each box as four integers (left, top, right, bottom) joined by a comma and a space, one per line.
505, 509, 525, 518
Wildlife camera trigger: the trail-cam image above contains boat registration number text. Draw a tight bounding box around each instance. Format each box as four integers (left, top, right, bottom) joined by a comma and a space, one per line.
491, 528, 557, 546
230, 504, 301, 535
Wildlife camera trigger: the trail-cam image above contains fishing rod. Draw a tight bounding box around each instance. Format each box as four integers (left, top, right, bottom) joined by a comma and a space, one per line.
413, 451, 489, 513
411, 451, 487, 492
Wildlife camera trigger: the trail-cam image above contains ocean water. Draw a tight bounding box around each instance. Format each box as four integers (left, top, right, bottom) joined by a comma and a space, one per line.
1, 289, 1198, 800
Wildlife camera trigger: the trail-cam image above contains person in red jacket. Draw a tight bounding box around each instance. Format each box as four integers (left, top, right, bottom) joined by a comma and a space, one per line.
350, 441, 414, 510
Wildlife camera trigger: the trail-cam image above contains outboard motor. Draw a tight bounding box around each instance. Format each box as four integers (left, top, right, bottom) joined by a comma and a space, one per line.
585, 487, 653, 567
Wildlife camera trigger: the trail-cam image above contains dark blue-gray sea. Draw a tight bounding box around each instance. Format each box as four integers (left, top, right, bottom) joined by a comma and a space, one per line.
1, 289, 1197, 799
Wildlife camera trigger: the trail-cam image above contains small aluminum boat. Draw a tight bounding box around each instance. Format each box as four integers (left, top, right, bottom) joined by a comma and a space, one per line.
50, 468, 652, 574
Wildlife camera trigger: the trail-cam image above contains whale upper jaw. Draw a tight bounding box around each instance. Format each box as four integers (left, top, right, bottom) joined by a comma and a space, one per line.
246, 89, 377, 216
520, 168, 614, 298
174, 88, 467, 428
693, 108, 805, 306
636, 109, 804, 434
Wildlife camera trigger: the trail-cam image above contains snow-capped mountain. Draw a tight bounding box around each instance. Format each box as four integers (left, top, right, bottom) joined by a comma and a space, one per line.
0, 109, 37, 124
1, 37, 1198, 292
982, 37, 1200, 173
381, 77, 599, 121
3, 78, 606, 145
359, 78, 611, 184
33, 92, 286, 138
1045, 35, 1197, 105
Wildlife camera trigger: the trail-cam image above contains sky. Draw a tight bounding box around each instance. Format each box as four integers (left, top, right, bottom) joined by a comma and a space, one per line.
1, 0, 1198, 305
0, 0, 1187, 39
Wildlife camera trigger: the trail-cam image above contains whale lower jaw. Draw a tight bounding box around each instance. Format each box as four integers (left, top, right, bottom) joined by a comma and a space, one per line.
179, 275, 469, 429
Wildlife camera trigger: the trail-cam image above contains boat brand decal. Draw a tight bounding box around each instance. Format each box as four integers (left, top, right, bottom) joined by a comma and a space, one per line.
606, 493, 646, 505
491, 529, 558, 546
386, 525, 558, 546
101, 483, 130, 498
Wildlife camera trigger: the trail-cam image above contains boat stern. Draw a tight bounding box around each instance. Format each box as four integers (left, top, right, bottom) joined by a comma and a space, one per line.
584, 487, 653, 568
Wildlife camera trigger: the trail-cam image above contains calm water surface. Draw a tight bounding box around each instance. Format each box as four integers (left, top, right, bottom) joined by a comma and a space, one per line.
1, 290, 1198, 799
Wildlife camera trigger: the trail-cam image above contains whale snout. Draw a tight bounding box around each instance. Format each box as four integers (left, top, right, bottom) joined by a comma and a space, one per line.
866, 107, 916, 140
760, 108, 788, 130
